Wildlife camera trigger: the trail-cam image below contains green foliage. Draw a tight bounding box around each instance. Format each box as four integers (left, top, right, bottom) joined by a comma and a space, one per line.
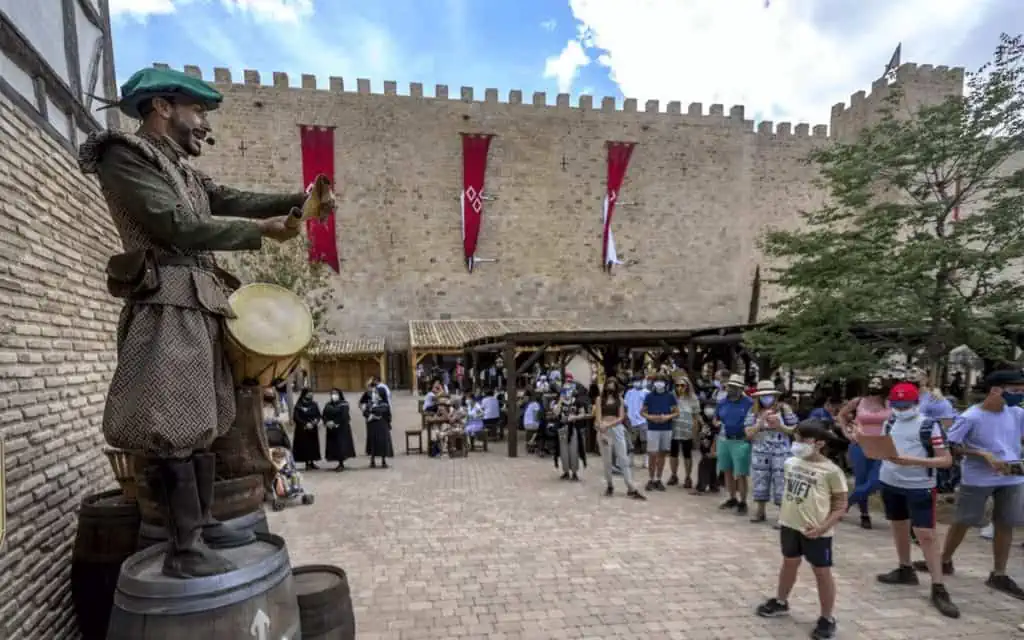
220, 234, 336, 343
746, 33, 1024, 378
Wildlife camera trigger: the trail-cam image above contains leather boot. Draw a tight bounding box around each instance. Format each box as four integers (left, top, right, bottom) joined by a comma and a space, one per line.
146, 459, 237, 578
193, 452, 256, 548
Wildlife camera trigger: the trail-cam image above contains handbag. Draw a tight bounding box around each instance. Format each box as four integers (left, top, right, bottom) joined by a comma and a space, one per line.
105, 250, 161, 299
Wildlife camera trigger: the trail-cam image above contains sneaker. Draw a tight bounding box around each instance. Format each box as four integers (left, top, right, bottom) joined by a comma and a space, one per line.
980, 523, 994, 540
877, 566, 919, 585
560, 472, 570, 481
571, 472, 580, 482
654, 481, 667, 492
666, 475, 679, 486
719, 498, 739, 510
860, 514, 872, 530
627, 489, 647, 501
755, 598, 789, 618
930, 584, 960, 618
912, 559, 954, 575
811, 616, 837, 639
683, 477, 693, 489
611, 467, 622, 475
645, 480, 655, 491
736, 502, 748, 516
750, 512, 767, 523
604, 486, 614, 497
986, 573, 1024, 600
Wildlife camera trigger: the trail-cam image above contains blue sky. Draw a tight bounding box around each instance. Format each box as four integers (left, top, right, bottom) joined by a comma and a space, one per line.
109, 0, 1015, 125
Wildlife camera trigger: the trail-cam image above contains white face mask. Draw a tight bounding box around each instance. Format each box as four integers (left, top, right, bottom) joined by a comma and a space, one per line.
790, 442, 815, 459
703, 406, 716, 418
653, 382, 666, 393
760, 396, 775, 407
262, 407, 276, 420
892, 407, 918, 420
330, 393, 340, 402
633, 382, 642, 390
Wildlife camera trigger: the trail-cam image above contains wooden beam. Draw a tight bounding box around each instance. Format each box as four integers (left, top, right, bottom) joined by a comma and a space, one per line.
514, 341, 552, 376
378, 354, 386, 386
61, 0, 82, 100
504, 343, 519, 458
409, 348, 417, 394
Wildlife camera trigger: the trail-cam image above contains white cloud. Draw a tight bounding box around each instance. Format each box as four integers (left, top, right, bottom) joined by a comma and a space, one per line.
543, 39, 590, 93
540, 19, 557, 32
110, 0, 313, 23
566, 0, 994, 124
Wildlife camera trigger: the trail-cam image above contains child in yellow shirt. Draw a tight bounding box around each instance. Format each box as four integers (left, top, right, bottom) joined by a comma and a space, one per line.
756, 420, 848, 639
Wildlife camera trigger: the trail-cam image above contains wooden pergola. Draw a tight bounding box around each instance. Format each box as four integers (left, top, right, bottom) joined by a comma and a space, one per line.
462, 322, 760, 457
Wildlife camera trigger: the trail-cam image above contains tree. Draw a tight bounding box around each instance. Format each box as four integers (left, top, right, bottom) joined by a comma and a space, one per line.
219, 234, 337, 345
746, 34, 1024, 379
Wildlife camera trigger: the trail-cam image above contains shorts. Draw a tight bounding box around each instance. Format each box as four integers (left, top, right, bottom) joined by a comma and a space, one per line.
716, 438, 752, 476
780, 526, 833, 568
646, 430, 672, 453
670, 438, 694, 459
954, 483, 1024, 528
630, 425, 647, 449
880, 483, 936, 529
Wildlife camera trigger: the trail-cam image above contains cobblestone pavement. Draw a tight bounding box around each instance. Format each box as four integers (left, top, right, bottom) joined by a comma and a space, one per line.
269, 393, 1023, 639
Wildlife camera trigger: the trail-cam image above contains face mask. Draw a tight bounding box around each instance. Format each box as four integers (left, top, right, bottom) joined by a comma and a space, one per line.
1002, 391, 1024, 407
727, 389, 741, 399
653, 382, 666, 393
633, 382, 642, 390
703, 407, 715, 418
760, 396, 775, 407
892, 407, 918, 420
330, 394, 339, 402
790, 442, 815, 459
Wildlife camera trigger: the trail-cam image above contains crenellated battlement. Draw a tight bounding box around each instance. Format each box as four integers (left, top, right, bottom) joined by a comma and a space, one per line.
829, 62, 965, 125
154, 63, 830, 139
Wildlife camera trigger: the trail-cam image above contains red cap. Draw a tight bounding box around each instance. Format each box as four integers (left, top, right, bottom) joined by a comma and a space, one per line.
888, 382, 919, 403
564, 373, 574, 381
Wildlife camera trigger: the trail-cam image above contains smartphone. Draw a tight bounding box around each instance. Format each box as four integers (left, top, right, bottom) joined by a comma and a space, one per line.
1007, 461, 1024, 476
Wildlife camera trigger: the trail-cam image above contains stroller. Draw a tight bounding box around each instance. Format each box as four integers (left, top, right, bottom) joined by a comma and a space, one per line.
264, 418, 315, 511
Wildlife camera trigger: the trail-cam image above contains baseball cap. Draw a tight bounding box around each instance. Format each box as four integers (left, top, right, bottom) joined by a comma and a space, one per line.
888, 382, 919, 407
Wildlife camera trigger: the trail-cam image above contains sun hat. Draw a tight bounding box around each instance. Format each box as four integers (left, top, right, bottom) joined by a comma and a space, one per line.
726, 374, 745, 388
751, 380, 781, 397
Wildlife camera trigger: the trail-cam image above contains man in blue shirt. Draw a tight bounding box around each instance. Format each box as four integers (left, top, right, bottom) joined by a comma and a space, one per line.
641, 374, 679, 491
715, 374, 755, 514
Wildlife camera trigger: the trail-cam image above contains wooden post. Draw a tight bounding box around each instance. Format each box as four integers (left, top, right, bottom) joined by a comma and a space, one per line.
505, 343, 519, 458
378, 354, 387, 386
409, 348, 417, 396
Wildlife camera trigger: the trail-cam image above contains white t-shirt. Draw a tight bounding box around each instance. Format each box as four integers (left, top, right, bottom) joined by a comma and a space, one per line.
879, 413, 946, 490
624, 388, 649, 428
482, 396, 501, 420
523, 401, 541, 429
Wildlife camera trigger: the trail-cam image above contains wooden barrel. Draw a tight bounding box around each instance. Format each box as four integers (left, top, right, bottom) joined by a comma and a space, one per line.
71, 489, 141, 640
137, 508, 270, 549
136, 474, 265, 526
106, 532, 300, 640
292, 565, 356, 640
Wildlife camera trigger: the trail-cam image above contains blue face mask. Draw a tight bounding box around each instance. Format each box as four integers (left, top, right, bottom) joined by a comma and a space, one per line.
1002, 391, 1024, 407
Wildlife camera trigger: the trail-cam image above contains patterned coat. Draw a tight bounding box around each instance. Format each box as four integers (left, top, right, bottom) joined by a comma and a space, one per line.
79, 130, 305, 459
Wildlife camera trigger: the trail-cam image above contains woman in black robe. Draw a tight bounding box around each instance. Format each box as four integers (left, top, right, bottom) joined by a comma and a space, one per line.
292, 389, 322, 470
323, 388, 357, 471
361, 383, 394, 468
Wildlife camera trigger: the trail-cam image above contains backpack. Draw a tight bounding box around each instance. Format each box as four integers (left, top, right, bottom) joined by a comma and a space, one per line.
883, 416, 958, 490
883, 416, 945, 477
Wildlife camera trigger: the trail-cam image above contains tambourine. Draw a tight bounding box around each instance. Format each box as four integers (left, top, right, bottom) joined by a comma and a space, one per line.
286, 174, 334, 230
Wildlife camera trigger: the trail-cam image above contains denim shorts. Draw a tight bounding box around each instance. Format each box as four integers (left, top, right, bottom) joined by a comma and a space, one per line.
646, 429, 672, 453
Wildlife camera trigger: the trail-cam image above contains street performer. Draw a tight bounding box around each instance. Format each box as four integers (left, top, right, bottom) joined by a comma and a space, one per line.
78, 67, 334, 579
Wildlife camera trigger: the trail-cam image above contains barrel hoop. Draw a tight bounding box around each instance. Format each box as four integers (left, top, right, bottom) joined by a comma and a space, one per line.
113, 532, 292, 615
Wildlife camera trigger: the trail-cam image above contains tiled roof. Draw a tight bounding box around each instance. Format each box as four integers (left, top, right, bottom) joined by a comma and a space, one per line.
308, 337, 386, 359
409, 318, 579, 350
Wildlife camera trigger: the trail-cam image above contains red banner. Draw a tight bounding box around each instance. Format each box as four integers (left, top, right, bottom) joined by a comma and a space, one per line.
461, 133, 494, 272
299, 125, 339, 272
603, 142, 635, 272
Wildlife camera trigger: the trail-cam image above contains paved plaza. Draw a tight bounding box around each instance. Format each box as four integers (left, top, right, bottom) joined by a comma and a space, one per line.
268, 393, 1024, 639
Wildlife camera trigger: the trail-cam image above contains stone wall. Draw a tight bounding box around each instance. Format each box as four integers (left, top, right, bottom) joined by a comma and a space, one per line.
184, 62, 963, 349
0, 91, 119, 638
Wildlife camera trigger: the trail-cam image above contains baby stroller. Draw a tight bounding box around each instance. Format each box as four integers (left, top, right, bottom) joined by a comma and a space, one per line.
265, 418, 315, 511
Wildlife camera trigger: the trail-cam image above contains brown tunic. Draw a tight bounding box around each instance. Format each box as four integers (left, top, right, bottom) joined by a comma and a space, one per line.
79, 130, 305, 458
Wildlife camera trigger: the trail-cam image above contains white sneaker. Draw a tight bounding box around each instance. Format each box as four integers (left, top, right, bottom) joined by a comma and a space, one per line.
981, 524, 994, 540
642, 458, 649, 469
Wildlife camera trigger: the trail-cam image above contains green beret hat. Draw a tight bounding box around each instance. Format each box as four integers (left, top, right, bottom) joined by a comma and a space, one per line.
101, 67, 223, 120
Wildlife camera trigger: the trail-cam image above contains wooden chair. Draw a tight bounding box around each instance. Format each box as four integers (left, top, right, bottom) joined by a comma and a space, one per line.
448, 433, 468, 458
405, 429, 424, 455
468, 432, 488, 453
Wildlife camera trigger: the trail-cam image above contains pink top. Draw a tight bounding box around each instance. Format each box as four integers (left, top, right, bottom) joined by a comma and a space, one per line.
854, 397, 891, 436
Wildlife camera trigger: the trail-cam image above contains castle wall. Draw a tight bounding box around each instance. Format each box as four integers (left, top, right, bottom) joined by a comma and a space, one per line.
0, 91, 119, 637
183, 63, 963, 349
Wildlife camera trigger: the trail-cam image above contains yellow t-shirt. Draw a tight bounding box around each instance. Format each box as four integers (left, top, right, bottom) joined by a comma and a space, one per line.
778, 456, 848, 537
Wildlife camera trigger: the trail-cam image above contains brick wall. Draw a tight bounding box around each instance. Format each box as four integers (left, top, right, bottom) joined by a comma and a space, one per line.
182, 63, 964, 349
0, 91, 119, 638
